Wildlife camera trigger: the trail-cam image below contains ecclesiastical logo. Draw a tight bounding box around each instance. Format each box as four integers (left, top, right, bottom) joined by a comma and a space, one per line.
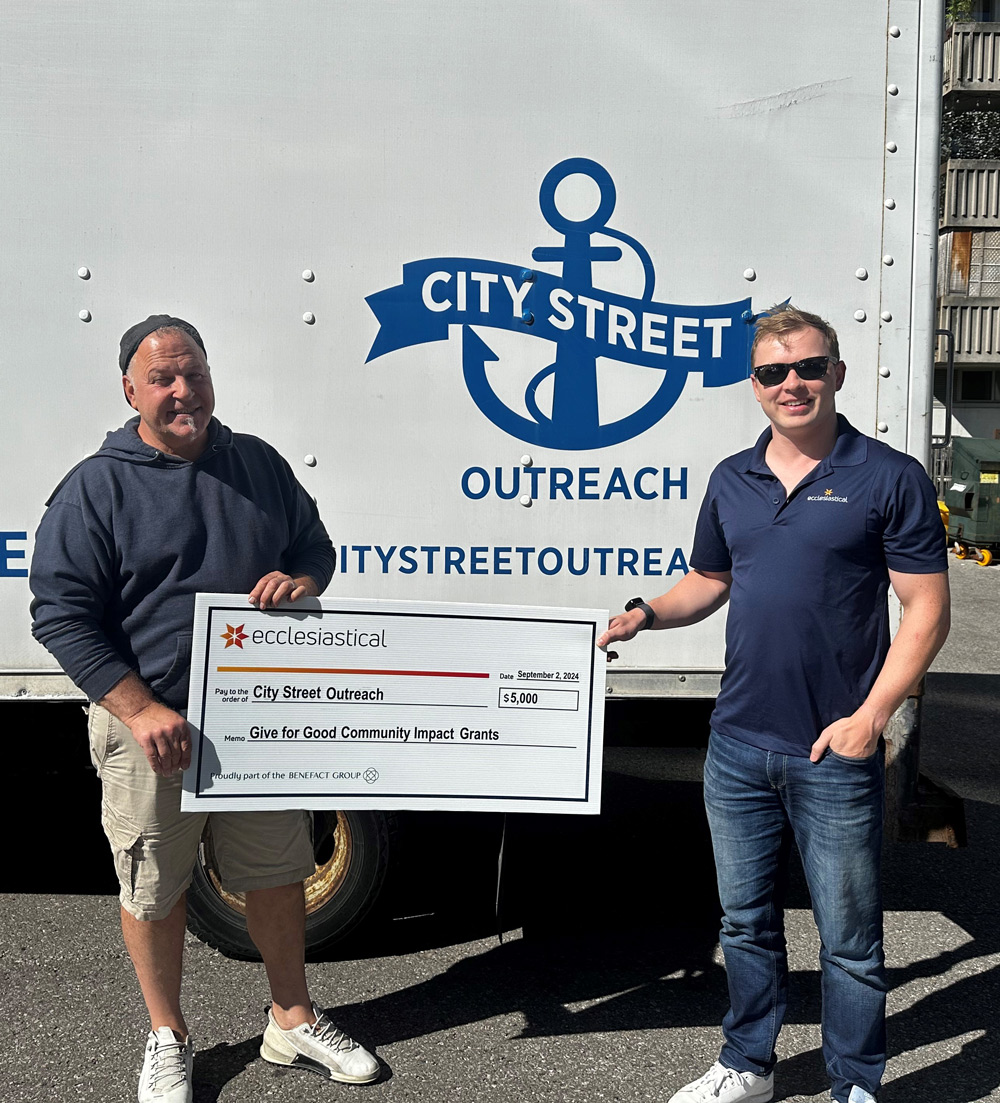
221, 624, 248, 649
366, 158, 757, 451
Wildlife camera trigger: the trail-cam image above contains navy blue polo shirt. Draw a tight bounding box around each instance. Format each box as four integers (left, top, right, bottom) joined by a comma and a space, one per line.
690, 415, 947, 757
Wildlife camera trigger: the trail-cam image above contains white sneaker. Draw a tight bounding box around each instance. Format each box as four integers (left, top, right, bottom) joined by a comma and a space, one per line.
137, 1027, 193, 1103
668, 1061, 774, 1103
260, 1002, 379, 1083
848, 1088, 877, 1103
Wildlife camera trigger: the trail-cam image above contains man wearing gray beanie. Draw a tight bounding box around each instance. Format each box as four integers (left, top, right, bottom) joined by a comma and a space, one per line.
30, 316, 379, 1101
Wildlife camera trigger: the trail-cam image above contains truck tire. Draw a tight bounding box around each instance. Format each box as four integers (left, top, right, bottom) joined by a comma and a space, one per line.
186, 810, 395, 960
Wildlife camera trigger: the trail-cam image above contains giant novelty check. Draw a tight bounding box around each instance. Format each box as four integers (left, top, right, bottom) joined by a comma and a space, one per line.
181, 595, 607, 813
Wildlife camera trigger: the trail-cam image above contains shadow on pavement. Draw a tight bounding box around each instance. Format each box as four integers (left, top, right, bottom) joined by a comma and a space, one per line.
336, 767, 728, 1048
191, 1035, 261, 1103
881, 672, 1000, 1101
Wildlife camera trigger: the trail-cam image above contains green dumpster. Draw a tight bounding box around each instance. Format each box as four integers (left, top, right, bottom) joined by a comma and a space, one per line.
944, 437, 1000, 554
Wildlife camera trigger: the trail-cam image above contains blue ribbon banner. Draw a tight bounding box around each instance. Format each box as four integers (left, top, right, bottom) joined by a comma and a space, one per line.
367, 258, 752, 388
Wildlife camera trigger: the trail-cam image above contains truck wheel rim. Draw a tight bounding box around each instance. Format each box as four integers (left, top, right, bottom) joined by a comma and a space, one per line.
304, 812, 353, 915
203, 811, 353, 917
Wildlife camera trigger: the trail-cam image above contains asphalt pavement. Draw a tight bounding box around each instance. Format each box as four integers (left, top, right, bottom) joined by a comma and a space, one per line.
2, 556, 999, 1103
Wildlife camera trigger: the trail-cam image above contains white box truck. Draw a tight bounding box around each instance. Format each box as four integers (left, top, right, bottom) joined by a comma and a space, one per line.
0, 0, 960, 955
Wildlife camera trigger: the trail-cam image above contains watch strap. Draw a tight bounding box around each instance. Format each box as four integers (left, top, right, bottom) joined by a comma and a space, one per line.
624, 597, 655, 631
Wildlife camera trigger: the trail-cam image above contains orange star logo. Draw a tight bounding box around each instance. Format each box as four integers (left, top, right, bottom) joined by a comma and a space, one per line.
824, 488, 833, 496
221, 623, 248, 649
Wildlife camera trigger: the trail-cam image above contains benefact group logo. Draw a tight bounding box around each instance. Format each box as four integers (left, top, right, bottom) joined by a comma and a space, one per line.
366, 158, 757, 450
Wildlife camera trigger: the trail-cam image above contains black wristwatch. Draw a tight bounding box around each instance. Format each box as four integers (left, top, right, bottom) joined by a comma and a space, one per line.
624, 596, 655, 632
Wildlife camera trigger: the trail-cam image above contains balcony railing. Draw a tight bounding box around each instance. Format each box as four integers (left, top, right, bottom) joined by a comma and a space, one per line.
940, 159, 1000, 229
944, 24, 1000, 101
937, 295, 1000, 361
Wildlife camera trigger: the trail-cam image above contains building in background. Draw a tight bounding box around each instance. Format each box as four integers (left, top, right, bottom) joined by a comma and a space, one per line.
936, 4, 1000, 441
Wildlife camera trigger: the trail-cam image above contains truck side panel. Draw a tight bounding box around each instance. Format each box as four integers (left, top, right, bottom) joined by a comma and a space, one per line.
0, 2, 939, 697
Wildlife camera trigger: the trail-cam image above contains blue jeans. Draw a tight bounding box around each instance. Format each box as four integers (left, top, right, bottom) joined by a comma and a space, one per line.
703, 730, 886, 1103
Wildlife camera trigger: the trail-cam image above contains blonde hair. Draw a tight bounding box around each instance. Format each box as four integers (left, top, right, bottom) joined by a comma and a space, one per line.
751, 305, 840, 363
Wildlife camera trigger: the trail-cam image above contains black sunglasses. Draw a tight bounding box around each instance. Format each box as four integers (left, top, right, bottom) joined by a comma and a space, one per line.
752, 355, 834, 388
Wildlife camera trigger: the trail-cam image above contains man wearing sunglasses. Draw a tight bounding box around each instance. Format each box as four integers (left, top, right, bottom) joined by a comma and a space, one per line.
599, 305, 950, 1103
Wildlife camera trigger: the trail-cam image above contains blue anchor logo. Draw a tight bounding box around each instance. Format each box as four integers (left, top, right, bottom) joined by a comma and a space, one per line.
366, 158, 756, 451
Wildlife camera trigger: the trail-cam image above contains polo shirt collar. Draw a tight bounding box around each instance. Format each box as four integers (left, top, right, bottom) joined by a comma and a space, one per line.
742, 414, 869, 476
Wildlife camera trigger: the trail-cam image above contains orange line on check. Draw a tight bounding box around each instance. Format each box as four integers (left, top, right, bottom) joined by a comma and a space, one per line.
217, 667, 489, 678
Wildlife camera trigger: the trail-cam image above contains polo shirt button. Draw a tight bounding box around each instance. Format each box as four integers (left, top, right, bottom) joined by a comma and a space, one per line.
772, 497, 779, 504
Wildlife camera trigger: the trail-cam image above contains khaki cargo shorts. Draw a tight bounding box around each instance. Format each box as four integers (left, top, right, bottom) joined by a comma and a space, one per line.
88, 703, 315, 921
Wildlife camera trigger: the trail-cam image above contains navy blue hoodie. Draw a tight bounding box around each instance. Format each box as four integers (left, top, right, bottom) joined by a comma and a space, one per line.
30, 417, 335, 708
